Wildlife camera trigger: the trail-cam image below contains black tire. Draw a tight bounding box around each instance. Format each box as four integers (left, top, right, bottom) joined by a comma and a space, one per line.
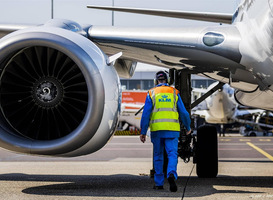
196, 125, 218, 178
249, 132, 256, 137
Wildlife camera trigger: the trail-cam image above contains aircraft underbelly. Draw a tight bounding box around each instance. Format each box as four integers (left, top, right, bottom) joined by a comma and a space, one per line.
236, 2, 273, 90
235, 89, 273, 111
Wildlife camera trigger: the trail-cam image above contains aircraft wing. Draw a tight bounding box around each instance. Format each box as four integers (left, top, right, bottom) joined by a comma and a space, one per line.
85, 6, 241, 76
88, 25, 243, 76
0, 9, 242, 78
86, 6, 233, 24
0, 25, 243, 75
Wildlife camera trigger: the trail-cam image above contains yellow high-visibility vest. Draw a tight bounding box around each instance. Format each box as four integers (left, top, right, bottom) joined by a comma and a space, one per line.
148, 86, 180, 132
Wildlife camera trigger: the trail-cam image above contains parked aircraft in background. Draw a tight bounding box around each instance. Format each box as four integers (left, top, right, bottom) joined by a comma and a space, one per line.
0, 0, 273, 177
192, 82, 262, 123
192, 82, 273, 135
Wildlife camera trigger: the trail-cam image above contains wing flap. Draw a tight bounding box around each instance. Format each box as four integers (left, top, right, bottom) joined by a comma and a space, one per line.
87, 5, 233, 24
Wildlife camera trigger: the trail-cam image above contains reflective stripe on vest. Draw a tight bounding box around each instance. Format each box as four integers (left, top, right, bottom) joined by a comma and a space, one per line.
150, 119, 180, 123
149, 86, 180, 132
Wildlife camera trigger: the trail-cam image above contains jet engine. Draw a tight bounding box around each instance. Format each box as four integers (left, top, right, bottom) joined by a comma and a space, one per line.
0, 19, 121, 157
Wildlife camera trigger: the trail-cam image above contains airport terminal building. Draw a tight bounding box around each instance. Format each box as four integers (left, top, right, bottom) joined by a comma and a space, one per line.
121, 64, 215, 91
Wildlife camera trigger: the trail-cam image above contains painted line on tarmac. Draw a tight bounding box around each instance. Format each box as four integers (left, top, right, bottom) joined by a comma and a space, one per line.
259, 139, 271, 142
240, 139, 251, 142
218, 148, 251, 150
219, 139, 231, 141
247, 142, 273, 161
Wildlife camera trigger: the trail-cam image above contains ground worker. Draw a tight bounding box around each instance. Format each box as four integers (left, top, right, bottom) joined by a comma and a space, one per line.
140, 70, 191, 192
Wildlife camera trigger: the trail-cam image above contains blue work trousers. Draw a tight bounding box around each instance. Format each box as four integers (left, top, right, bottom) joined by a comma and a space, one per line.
151, 135, 179, 186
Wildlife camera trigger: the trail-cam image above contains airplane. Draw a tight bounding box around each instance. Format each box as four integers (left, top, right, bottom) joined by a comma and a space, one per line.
0, 0, 272, 178
192, 82, 261, 123
192, 82, 273, 135
192, 82, 238, 125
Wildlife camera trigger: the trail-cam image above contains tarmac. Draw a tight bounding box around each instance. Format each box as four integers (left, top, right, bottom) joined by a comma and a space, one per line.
0, 135, 272, 200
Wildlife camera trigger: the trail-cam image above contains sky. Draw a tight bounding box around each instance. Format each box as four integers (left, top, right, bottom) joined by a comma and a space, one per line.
0, 0, 240, 25
0, 0, 241, 71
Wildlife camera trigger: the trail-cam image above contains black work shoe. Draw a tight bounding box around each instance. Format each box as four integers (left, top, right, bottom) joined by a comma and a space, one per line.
168, 174, 177, 192
153, 185, 164, 190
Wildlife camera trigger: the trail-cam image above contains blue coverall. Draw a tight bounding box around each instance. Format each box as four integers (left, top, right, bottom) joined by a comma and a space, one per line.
140, 83, 191, 187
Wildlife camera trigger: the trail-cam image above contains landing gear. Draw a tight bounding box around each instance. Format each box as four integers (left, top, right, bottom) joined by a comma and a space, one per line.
173, 69, 219, 178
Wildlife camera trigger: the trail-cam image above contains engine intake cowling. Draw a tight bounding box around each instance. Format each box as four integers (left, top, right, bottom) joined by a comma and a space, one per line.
0, 20, 121, 156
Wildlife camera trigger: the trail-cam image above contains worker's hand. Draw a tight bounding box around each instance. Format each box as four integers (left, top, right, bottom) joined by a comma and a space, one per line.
186, 129, 192, 135
140, 134, 146, 143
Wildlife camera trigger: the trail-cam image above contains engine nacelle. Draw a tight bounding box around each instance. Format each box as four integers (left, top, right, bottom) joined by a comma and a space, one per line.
0, 19, 121, 156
